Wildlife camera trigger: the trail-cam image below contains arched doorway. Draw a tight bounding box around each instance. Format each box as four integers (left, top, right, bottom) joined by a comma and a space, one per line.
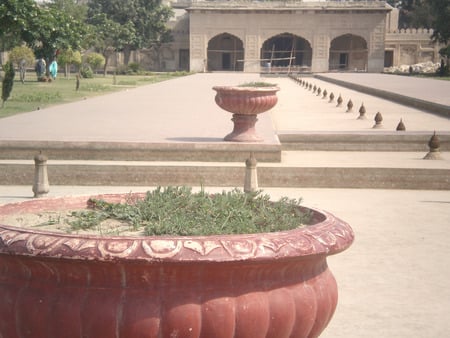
329, 34, 368, 71
261, 33, 312, 72
207, 33, 244, 71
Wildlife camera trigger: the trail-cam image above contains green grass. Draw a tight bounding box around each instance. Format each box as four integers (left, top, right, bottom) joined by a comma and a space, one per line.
69, 187, 311, 236
0, 72, 191, 119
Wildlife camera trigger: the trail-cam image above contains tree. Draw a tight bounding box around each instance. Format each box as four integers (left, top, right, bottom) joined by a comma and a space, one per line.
87, 13, 136, 75
1, 61, 15, 108
395, 0, 433, 29
8, 46, 35, 83
58, 48, 82, 78
429, 0, 450, 44
48, 0, 88, 23
21, 3, 89, 68
0, 0, 39, 63
0, 0, 88, 68
87, 0, 174, 66
429, 0, 450, 74
85, 52, 106, 72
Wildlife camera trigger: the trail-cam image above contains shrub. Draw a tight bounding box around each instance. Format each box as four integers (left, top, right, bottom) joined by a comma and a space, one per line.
84, 53, 105, 72
80, 64, 94, 78
1, 61, 15, 108
58, 48, 82, 75
127, 62, 141, 73
9, 46, 35, 68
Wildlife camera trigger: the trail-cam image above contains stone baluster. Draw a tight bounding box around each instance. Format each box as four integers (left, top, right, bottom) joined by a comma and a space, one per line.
32, 152, 50, 198
244, 152, 258, 192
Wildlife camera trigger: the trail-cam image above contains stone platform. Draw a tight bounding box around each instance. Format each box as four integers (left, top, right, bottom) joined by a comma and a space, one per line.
0, 72, 449, 189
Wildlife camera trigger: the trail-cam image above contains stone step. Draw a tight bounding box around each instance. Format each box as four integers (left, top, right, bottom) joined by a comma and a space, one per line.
279, 132, 450, 151
0, 140, 282, 162
1, 132, 448, 162
1, 151, 449, 190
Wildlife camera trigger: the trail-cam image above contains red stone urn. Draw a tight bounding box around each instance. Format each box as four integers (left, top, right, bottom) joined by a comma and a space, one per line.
213, 85, 279, 142
0, 193, 353, 338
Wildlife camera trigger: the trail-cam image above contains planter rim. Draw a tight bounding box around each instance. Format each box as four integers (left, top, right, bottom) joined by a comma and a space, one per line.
0, 193, 353, 263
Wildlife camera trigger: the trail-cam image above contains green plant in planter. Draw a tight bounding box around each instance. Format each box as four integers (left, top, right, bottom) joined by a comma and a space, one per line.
69, 186, 311, 236
238, 81, 277, 87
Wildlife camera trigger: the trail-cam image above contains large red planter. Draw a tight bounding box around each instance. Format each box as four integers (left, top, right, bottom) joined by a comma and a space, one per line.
0, 193, 353, 338
213, 86, 279, 142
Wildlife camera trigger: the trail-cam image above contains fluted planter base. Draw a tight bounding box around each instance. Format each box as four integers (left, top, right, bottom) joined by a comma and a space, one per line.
0, 193, 354, 338
224, 114, 262, 142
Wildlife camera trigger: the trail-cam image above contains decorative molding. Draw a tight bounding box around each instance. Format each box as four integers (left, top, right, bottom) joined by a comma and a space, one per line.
0, 194, 354, 263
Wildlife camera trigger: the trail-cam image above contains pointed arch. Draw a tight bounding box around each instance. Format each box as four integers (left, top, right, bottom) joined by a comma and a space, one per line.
261, 33, 312, 72
207, 33, 244, 71
329, 34, 368, 71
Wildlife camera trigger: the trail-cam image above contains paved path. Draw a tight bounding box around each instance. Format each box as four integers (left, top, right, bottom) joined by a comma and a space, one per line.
0, 185, 449, 338
0, 73, 449, 142
0, 73, 450, 337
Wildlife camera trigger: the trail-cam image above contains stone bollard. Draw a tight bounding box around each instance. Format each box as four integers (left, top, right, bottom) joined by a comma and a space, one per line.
372, 112, 383, 129
244, 152, 258, 193
329, 92, 335, 103
396, 119, 406, 131
423, 132, 443, 160
346, 99, 353, 112
32, 152, 50, 198
357, 103, 366, 119
336, 94, 343, 107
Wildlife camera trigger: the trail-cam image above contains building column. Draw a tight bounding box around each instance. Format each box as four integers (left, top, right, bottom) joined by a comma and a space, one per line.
190, 34, 207, 72
243, 34, 260, 72
311, 33, 329, 72
367, 22, 386, 72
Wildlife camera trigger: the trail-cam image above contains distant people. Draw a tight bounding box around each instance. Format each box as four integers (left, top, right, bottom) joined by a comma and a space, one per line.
49, 59, 58, 80
35, 58, 46, 80
19, 59, 26, 83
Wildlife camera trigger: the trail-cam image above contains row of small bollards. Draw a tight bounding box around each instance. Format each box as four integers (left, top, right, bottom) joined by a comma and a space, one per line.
288, 74, 444, 159
290, 75, 409, 130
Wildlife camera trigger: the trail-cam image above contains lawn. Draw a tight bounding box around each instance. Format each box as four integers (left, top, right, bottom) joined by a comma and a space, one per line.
0, 72, 190, 119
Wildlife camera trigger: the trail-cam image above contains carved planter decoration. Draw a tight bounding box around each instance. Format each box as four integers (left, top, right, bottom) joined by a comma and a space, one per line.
213, 85, 279, 142
0, 193, 353, 338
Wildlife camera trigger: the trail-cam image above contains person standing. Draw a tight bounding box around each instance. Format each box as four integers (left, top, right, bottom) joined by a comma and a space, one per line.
49, 59, 58, 80
35, 58, 46, 80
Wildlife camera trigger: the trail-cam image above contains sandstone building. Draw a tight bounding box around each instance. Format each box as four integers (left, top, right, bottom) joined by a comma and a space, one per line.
150, 0, 442, 73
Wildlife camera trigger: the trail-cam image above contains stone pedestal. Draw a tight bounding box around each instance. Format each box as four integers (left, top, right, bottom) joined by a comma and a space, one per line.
244, 153, 258, 192
32, 152, 49, 198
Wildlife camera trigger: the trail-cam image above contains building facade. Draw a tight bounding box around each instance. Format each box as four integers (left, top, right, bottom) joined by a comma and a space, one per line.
77, 1, 444, 74
186, 0, 391, 73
